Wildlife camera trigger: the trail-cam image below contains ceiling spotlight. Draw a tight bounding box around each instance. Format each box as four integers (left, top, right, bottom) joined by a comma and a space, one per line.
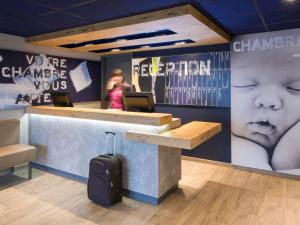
116, 39, 126, 42
146, 30, 158, 33
111, 49, 120, 52
175, 41, 186, 45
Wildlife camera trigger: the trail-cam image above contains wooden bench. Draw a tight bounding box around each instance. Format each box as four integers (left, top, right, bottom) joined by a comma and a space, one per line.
0, 119, 37, 180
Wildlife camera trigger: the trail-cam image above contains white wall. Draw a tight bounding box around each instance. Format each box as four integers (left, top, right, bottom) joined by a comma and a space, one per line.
0, 33, 100, 61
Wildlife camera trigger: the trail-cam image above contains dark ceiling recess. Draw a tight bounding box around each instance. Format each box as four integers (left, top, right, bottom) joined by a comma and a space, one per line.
60, 29, 177, 48
90, 39, 195, 53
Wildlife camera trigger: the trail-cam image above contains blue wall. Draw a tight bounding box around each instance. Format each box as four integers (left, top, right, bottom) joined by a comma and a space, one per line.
155, 105, 230, 163
133, 44, 231, 163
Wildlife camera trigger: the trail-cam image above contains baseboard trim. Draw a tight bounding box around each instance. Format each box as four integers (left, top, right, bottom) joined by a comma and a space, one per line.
31, 163, 88, 183
123, 189, 158, 205
182, 156, 300, 181
182, 156, 232, 168
123, 185, 177, 205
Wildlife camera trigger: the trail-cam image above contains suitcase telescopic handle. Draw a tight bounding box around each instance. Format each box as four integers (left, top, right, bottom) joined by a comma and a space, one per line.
105, 131, 116, 155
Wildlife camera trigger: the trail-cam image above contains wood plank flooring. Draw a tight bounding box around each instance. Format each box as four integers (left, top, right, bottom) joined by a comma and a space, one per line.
0, 159, 300, 225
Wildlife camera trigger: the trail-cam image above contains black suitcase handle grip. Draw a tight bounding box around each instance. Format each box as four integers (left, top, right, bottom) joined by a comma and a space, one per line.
105, 131, 116, 155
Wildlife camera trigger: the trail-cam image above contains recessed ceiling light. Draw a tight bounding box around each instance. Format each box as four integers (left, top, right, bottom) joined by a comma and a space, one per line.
175, 41, 186, 45
116, 39, 127, 42
111, 49, 120, 52
284, 0, 295, 2
146, 30, 158, 33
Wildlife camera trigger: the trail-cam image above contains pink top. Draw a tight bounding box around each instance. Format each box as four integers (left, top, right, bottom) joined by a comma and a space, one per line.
108, 87, 124, 110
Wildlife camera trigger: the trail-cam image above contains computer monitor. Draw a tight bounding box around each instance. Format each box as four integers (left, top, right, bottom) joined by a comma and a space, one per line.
50, 92, 73, 107
123, 92, 155, 112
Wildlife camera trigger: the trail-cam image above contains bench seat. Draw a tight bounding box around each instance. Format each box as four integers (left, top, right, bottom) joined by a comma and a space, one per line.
0, 144, 37, 179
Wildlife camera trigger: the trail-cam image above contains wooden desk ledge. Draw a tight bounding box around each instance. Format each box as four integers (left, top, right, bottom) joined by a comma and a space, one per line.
26, 106, 173, 126
126, 121, 221, 149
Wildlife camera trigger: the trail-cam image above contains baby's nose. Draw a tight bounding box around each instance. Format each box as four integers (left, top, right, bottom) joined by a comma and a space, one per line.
254, 95, 282, 110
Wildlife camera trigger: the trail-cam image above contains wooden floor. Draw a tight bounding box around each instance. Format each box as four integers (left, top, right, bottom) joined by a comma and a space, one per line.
1, 159, 300, 225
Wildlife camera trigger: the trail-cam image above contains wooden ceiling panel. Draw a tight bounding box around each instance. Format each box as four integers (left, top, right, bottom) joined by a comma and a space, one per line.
26, 4, 230, 55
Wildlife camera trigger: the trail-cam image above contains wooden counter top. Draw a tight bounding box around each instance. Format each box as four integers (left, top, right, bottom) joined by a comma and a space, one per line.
126, 121, 221, 149
26, 106, 172, 126
27, 107, 221, 149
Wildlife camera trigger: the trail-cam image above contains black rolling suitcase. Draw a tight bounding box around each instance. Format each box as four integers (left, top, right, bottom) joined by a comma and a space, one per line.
87, 131, 122, 207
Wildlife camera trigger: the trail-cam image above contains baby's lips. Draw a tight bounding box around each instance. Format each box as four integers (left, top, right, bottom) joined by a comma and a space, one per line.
253, 114, 278, 127
248, 122, 276, 135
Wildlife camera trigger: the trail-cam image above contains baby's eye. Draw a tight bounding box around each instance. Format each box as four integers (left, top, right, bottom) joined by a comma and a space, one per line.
233, 82, 257, 88
286, 81, 300, 93
287, 86, 300, 92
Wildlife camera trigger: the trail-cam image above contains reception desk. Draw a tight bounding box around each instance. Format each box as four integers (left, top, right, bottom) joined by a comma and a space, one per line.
25, 106, 221, 204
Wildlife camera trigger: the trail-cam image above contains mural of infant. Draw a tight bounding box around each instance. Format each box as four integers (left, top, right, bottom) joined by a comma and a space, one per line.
231, 39, 300, 175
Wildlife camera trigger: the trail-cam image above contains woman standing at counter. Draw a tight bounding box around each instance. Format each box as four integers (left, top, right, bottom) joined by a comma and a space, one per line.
106, 69, 131, 110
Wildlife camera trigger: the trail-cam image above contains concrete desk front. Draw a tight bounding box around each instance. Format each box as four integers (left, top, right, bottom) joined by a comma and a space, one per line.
26, 106, 221, 204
